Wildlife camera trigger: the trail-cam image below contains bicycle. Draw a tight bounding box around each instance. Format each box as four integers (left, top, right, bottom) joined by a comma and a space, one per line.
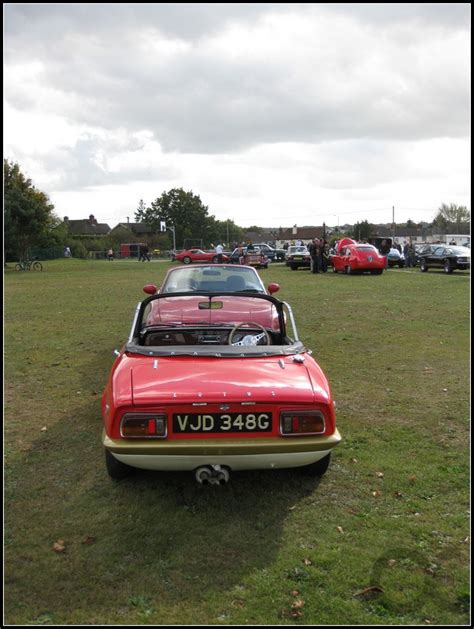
15, 259, 43, 272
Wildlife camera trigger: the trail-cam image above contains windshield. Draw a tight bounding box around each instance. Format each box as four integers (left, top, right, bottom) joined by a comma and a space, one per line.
161, 265, 266, 294
288, 246, 308, 254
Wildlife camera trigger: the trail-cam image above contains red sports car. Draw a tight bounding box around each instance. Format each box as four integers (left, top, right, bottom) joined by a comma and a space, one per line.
331, 238, 386, 275
175, 249, 230, 264
102, 272, 341, 485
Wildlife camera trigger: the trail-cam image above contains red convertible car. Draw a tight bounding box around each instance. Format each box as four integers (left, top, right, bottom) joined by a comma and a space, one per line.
331, 238, 386, 275
102, 270, 341, 485
175, 249, 230, 264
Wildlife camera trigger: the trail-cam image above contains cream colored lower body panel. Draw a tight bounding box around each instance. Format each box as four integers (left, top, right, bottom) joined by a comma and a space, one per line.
112, 449, 332, 472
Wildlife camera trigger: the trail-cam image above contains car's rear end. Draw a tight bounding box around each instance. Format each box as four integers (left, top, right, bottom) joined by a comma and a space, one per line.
102, 353, 341, 481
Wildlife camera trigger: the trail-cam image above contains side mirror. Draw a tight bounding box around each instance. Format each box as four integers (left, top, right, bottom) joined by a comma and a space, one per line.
143, 284, 157, 295
267, 283, 280, 295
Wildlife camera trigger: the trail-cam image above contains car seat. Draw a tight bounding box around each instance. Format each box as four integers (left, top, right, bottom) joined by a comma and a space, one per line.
225, 275, 246, 291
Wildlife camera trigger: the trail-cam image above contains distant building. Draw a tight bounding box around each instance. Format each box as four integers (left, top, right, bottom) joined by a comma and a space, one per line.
275, 226, 327, 248
109, 221, 156, 238
62, 215, 110, 237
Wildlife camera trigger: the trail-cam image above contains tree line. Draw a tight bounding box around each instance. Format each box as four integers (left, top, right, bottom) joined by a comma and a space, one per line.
4, 159, 470, 262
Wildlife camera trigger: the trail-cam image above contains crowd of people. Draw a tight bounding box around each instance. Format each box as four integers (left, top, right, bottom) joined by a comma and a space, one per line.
308, 238, 331, 273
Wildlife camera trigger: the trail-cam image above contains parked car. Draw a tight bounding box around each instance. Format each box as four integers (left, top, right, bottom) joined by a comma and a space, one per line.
418, 245, 470, 273
253, 243, 287, 262
154, 264, 277, 295
102, 284, 341, 484
331, 239, 386, 275
386, 247, 405, 268
230, 247, 269, 268
175, 249, 230, 264
285, 245, 311, 270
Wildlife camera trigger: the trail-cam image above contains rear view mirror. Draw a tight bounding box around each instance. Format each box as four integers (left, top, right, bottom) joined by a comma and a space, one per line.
267, 283, 280, 295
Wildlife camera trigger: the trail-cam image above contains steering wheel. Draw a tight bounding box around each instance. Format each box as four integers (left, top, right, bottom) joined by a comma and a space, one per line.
228, 322, 271, 346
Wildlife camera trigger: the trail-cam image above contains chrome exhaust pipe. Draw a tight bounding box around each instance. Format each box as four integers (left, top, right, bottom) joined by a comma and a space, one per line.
194, 465, 230, 485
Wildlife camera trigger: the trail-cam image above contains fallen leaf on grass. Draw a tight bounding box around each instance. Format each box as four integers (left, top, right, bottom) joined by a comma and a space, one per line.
40, 426, 48, 432
52, 540, 66, 553
336, 526, 344, 534
302, 558, 313, 566
388, 559, 397, 567
82, 536, 96, 545
394, 490, 404, 499
290, 590, 300, 597
409, 475, 417, 484
291, 599, 305, 610
376, 471, 384, 478
372, 490, 382, 498
354, 585, 384, 599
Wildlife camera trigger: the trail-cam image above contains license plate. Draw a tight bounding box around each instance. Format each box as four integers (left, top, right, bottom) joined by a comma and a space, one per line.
173, 412, 272, 433
293, 256, 303, 260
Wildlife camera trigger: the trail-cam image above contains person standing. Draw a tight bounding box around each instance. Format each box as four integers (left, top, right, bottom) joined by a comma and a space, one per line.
309, 238, 321, 273
321, 240, 329, 272
215, 242, 224, 263
107, 248, 114, 261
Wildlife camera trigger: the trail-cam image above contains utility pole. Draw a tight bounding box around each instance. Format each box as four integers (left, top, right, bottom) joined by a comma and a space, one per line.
392, 206, 395, 242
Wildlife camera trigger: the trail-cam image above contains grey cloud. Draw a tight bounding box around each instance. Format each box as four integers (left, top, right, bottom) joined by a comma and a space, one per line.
5, 3, 470, 155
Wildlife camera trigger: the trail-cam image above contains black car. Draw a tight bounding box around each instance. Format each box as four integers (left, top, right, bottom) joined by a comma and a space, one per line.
285, 245, 311, 270
253, 243, 286, 262
418, 245, 470, 274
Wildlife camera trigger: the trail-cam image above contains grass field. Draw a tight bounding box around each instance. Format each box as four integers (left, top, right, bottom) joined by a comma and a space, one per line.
4, 259, 470, 625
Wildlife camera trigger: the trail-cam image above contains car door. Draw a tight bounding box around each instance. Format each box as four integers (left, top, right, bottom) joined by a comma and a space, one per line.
431, 247, 446, 269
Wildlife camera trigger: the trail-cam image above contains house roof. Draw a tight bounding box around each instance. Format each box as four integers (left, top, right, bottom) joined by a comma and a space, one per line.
64, 219, 110, 235
110, 222, 155, 234
276, 226, 326, 240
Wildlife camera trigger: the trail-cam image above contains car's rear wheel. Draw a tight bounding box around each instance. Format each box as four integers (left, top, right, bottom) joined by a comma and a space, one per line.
444, 260, 453, 274
105, 449, 134, 480
300, 453, 331, 477
212, 256, 218, 263
290, 264, 297, 270
183, 256, 192, 264
420, 259, 428, 272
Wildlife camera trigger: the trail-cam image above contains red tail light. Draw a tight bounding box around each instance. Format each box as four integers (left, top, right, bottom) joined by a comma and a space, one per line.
280, 411, 325, 436
120, 413, 167, 438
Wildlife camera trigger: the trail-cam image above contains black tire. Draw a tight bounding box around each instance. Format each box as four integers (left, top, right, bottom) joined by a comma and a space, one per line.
105, 449, 134, 480
301, 453, 331, 477
183, 256, 192, 265
32, 261, 43, 271
444, 260, 453, 274
420, 259, 428, 272
290, 265, 297, 270
212, 256, 218, 263
15, 264, 22, 271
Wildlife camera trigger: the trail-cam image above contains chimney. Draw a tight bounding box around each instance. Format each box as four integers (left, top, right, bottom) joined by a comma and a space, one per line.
127, 216, 130, 223
63, 216, 69, 223
292, 224, 297, 235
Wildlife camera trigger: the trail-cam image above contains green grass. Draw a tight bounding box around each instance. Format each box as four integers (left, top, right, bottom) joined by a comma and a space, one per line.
4, 259, 470, 625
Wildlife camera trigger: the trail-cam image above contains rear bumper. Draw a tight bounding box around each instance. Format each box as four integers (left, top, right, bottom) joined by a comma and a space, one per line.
103, 429, 342, 471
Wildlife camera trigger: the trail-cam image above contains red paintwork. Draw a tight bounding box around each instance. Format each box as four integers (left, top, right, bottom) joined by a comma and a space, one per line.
144, 295, 279, 330
175, 249, 230, 264
332, 241, 386, 273
102, 353, 336, 441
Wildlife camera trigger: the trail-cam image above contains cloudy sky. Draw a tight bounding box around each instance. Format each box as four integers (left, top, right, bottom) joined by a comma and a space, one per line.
4, 3, 471, 229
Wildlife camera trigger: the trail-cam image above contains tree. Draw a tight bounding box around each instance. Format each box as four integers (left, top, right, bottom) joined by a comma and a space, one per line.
406, 219, 416, 228
4, 160, 57, 261
135, 188, 215, 248
432, 203, 470, 229
350, 220, 373, 241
